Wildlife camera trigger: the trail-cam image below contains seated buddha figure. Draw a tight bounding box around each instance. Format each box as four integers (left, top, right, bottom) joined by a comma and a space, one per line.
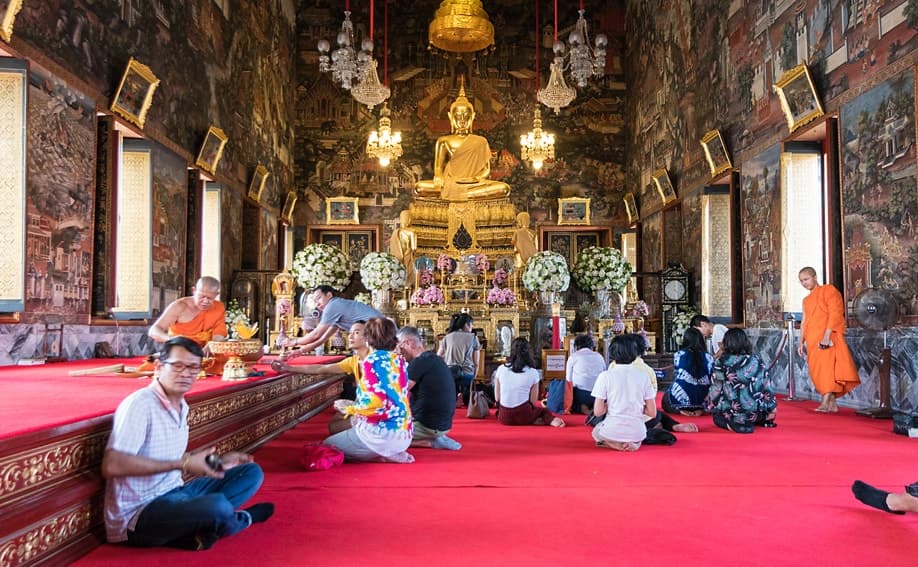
415, 84, 510, 202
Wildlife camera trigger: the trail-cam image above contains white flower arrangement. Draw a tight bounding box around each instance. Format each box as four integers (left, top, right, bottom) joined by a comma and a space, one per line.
359, 252, 407, 291
522, 251, 570, 292
572, 246, 633, 292
671, 307, 698, 345
225, 299, 250, 339
291, 243, 352, 291
354, 292, 371, 305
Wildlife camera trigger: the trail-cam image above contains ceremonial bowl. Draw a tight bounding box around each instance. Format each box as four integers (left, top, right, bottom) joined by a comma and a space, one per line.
207, 339, 263, 380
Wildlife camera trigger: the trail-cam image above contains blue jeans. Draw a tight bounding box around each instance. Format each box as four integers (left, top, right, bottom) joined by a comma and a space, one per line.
572, 387, 595, 413
127, 462, 264, 550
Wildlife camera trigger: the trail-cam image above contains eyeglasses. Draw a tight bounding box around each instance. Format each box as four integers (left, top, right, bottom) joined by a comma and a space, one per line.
163, 361, 203, 373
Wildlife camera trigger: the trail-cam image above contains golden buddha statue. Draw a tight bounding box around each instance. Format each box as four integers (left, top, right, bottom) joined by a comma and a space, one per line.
512, 211, 538, 269
389, 210, 417, 282
415, 83, 510, 202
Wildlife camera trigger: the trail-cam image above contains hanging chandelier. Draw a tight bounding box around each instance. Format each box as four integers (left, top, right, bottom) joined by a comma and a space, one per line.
366, 103, 402, 166
350, 0, 389, 108
538, 0, 577, 113
365, 1, 401, 167
562, 7, 607, 88
520, 107, 555, 170
317, 3, 374, 91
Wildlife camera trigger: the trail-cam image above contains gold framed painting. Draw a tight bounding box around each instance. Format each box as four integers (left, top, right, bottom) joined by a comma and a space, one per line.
773, 63, 824, 133
557, 197, 591, 226
194, 126, 228, 175
699, 129, 733, 178
110, 58, 160, 129
652, 169, 677, 205
281, 191, 297, 224
1, 0, 24, 43
623, 192, 639, 224
326, 196, 359, 225
247, 164, 270, 203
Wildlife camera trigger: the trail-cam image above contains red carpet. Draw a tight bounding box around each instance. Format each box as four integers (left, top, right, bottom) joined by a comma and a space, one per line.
0, 355, 338, 439
75, 398, 918, 567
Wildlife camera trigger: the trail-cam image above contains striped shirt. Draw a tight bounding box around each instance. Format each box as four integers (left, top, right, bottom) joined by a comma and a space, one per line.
104, 380, 189, 542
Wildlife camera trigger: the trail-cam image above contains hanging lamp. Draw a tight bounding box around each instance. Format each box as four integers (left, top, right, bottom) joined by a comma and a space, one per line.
366, 0, 402, 166
521, 0, 555, 169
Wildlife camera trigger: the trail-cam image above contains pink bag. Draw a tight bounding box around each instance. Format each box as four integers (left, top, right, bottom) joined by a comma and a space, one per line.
300, 443, 344, 471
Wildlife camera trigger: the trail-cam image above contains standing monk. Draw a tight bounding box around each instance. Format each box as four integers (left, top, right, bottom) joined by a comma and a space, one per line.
797, 267, 860, 412
149, 276, 228, 347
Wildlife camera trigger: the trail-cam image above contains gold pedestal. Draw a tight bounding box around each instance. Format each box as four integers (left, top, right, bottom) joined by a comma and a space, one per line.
207, 339, 263, 381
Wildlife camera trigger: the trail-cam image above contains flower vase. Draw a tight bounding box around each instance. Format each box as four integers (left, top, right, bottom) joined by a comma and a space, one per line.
371, 288, 391, 313
594, 289, 611, 319
538, 291, 558, 315
611, 309, 626, 335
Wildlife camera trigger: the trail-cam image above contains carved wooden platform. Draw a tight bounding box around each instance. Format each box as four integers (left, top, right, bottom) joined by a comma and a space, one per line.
0, 371, 343, 566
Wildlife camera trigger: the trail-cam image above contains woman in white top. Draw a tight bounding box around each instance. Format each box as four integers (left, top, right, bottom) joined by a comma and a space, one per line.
565, 334, 606, 414
494, 338, 565, 427
590, 335, 657, 451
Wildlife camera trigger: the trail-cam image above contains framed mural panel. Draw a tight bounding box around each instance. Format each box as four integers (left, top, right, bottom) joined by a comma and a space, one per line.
346, 231, 373, 268
700, 129, 732, 178
110, 58, 160, 129
624, 192, 639, 224
652, 169, 677, 206
540, 226, 611, 269
0, 0, 23, 43
557, 197, 591, 225
194, 126, 228, 175
547, 233, 572, 265
247, 164, 269, 203
320, 232, 344, 250
308, 225, 380, 271
326, 196, 359, 225
281, 191, 297, 224
773, 63, 824, 133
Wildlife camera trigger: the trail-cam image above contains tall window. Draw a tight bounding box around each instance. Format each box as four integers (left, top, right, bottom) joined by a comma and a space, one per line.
200, 182, 222, 281
620, 231, 637, 303
701, 187, 733, 318
781, 143, 825, 313
111, 138, 153, 319
0, 59, 28, 312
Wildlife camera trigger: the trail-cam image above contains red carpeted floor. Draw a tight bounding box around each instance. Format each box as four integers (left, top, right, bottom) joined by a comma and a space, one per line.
75, 398, 917, 567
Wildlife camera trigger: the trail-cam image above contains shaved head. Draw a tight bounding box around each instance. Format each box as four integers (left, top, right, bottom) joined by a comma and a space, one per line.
196, 276, 221, 291
798, 267, 817, 278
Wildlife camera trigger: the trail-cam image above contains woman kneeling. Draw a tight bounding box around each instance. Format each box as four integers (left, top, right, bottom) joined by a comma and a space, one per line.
706, 328, 777, 434
494, 338, 565, 427
590, 335, 657, 452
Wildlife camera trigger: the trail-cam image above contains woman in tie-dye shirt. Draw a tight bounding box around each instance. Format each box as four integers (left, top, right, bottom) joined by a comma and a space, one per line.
324, 317, 414, 463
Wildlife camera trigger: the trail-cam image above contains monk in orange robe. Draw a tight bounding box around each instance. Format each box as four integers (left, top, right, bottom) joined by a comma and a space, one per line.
797, 267, 860, 412
149, 276, 228, 348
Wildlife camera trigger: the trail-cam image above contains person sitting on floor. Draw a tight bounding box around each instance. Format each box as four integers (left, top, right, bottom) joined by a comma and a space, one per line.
396, 326, 462, 451
662, 327, 714, 416
148, 276, 228, 347
565, 334, 606, 415
852, 480, 918, 515
272, 321, 369, 433
102, 337, 273, 551
706, 328, 777, 434
494, 337, 565, 428
323, 317, 414, 463
589, 335, 658, 452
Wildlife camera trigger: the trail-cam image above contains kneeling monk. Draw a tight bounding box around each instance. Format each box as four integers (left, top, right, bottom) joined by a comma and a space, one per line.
149, 276, 228, 347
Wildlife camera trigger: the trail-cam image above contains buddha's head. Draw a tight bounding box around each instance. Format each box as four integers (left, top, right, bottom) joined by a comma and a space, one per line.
517, 211, 530, 228
448, 83, 475, 135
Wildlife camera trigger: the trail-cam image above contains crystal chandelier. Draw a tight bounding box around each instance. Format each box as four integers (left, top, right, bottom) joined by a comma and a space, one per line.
538, 59, 576, 114
366, 103, 402, 167
562, 8, 607, 88
317, 5, 373, 91
520, 107, 555, 170
351, 59, 389, 108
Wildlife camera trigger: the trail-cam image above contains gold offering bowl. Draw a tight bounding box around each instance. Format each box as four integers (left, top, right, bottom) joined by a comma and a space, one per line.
207, 339, 263, 381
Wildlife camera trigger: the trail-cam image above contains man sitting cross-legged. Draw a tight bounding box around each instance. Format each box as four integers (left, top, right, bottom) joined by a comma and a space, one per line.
396, 326, 462, 451
102, 336, 274, 551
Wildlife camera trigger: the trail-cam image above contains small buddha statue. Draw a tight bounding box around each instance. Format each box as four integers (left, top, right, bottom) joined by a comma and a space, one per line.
512, 211, 538, 269
389, 210, 417, 282
415, 82, 510, 202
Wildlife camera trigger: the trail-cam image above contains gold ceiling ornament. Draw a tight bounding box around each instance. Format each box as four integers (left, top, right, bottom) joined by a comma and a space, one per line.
428, 0, 494, 53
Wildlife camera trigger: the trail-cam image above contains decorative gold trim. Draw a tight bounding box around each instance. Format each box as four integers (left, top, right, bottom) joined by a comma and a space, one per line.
325, 196, 360, 225
699, 129, 733, 178
623, 192, 639, 224
0, 0, 24, 43
557, 197, 591, 226
194, 126, 228, 175
247, 164, 270, 203
0, 500, 94, 567
772, 63, 824, 133
652, 169, 678, 205
110, 58, 160, 129
0, 432, 107, 503
281, 191, 297, 224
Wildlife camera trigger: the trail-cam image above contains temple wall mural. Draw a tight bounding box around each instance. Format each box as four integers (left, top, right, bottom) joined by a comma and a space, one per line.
150, 142, 188, 317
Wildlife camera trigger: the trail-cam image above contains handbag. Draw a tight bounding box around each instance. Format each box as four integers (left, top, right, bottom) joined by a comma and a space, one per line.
300, 443, 344, 471
892, 412, 918, 436
467, 381, 490, 419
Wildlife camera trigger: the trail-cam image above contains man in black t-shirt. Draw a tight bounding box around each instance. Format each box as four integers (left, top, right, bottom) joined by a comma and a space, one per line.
396, 326, 462, 451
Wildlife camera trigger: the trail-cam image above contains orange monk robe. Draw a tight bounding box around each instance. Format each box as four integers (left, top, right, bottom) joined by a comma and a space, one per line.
168, 301, 228, 347
801, 284, 860, 396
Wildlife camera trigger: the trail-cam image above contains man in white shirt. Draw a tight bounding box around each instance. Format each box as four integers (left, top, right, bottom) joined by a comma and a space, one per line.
565, 334, 607, 414
691, 315, 728, 359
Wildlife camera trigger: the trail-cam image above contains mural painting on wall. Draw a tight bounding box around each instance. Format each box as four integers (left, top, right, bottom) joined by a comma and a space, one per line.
151, 144, 188, 316
295, 1, 627, 229
16, 0, 297, 195
24, 63, 96, 322
641, 213, 663, 319
260, 209, 278, 272
840, 69, 917, 320
221, 189, 243, 289
680, 193, 703, 297
740, 144, 783, 326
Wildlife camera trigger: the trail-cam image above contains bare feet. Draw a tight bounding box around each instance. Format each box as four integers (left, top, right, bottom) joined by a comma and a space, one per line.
673, 423, 699, 433
602, 441, 640, 452
550, 417, 566, 428
679, 409, 704, 417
